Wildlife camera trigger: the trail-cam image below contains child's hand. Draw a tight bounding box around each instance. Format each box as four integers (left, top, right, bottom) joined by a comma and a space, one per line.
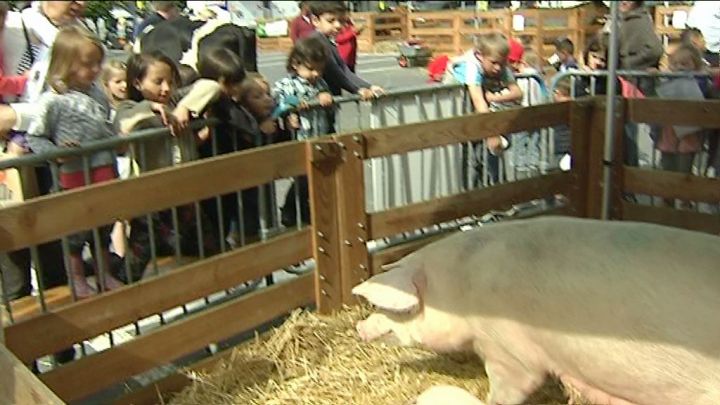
173, 106, 191, 131
370, 85, 385, 96
484, 92, 496, 103
486, 136, 508, 156
287, 113, 301, 129
259, 118, 278, 136
151, 103, 181, 136
358, 88, 374, 101
318, 92, 333, 107
298, 100, 310, 110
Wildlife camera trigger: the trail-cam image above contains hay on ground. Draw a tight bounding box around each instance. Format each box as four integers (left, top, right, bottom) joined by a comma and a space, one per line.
170, 306, 573, 405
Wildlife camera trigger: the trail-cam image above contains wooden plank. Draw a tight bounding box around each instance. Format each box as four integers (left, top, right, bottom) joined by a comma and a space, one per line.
368, 172, 573, 240
0, 344, 64, 405
306, 141, 343, 313
369, 233, 450, 276
112, 349, 235, 405
8, 286, 73, 323
0, 142, 306, 252
365, 102, 569, 158
627, 99, 720, 127
333, 134, 370, 305
610, 99, 628, 220
621, 202, 720, 235
568, 100, 593, 217
40, 274, 315, 403
368, 204, 574, 275
585, 98, 607, 218
623, 167, 720, 203
5, 230, 312, 363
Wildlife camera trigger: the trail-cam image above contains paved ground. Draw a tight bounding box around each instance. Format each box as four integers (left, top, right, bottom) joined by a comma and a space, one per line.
258, 51, 428, 91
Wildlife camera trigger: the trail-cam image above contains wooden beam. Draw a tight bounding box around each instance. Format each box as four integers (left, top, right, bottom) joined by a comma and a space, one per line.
112, 349, 235, 405
568, 99, 594, 217
0, 344, 64, 405
0, 142, 306, 252
364, 102, 569, 158
8, 286, 73, 324
368, 172, 573, 240
585, 99, 608, 219
621, 202, 720, 235
306, 141, 344, 313
333, 134, 371, 306
5, 230, 311, 363
40, 274, 315, 403
624, 167, 720, 203
627, 99, 720, 127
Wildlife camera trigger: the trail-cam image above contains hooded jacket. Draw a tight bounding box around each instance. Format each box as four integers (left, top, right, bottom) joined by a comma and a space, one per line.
619, 7, 664, 70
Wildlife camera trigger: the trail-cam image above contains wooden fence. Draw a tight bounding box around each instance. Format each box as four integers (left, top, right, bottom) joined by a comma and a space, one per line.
1, 97, 719, 404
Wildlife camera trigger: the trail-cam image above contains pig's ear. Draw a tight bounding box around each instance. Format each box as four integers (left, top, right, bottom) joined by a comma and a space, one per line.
352, 263, 422, 313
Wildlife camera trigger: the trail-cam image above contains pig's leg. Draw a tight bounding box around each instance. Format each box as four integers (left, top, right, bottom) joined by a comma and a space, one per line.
484, 360, 544, 405
560, 375, 639, 405
356, 313, 393, 341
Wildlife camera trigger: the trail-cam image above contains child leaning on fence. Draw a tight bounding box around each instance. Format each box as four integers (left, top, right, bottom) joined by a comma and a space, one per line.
443, 33, 523, 184
654, 45, 708, 208
25, 26, 124, 298
272, 36, 334, 140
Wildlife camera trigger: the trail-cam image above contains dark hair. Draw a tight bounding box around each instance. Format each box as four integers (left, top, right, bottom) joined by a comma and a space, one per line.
680, 27, 703, 45
555, 37, 574, 55
286, 36, 328, 73
307, 1, 346, 18
583, 33, 608, 63
178, 64, 199, 87
197, 48, 246, 84
126, 51, 180, 102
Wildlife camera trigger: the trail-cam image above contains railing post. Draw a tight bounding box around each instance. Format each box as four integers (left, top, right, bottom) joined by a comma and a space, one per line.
610, 98, 628, 220
584, 98, 608, 219
333, 134, 370, 306
306, 140, 344, 314
569, 99, 593, 218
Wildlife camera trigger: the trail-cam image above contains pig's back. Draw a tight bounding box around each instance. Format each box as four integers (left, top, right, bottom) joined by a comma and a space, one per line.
426, 216, 720, 403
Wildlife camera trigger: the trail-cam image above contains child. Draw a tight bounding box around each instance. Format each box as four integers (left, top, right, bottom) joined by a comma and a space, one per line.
115, 50, 220, 172
443, 33, 523, 185
25, 26, 124, 298
196, 47, 257, 245
655, 45, 707, 208
550, 37, 579, 72
306, 1, 383, 102
577, 34, 609, 97
335, 15, 364, 73
272, 36, 334, 227
273, 36, 334, 140
101, 60, 127, 113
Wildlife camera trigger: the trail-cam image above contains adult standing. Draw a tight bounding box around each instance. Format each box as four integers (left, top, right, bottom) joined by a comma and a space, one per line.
133, 1, 180, 41
289, 1, 314, 44
687, 1, 720, 67
617, 0, 663, 167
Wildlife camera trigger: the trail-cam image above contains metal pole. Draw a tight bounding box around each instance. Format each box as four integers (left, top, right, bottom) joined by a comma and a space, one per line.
601, 1, 620, 220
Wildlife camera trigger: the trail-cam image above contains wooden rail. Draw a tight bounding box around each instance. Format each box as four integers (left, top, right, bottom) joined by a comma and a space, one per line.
0, 142, 305, 252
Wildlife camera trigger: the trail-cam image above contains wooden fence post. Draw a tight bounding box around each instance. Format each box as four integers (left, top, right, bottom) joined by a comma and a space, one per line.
306, 140, 344, 314
583, 97, 608, 219
610, 98, 627, 220
333, 134, 370, 306
569, 99, 594, 218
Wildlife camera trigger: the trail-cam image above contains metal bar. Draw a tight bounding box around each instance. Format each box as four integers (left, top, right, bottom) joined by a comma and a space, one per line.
602, 1, 620, 220
28, 246, 48, 313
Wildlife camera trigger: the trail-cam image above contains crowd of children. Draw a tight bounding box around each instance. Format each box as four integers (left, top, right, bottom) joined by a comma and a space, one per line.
2, 0, 720, 303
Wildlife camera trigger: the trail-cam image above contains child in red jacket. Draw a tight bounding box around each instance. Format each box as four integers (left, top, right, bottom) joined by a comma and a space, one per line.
336, 16, 364, 73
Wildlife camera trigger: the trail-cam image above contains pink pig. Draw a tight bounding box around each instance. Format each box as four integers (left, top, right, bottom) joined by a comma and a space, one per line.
352, 216, 720, 405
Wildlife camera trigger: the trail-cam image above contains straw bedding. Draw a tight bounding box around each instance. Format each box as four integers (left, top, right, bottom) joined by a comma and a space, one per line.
170, 306, 576, 404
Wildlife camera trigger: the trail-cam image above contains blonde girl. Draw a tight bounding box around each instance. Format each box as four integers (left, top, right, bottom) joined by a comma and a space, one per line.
25, 26, 125, 298
101, 60, 127, 110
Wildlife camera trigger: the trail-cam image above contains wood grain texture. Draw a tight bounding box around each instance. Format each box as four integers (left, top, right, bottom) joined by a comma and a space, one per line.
0, 142, 306, 252
364, 102, 569, 158
40, 275, 315, 403
5, 230, 311, 363
369, 172, 573, 240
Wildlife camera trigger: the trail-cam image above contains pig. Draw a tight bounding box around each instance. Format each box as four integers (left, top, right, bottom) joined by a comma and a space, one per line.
352, 216, 720, 405
414, 385, 486, 405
